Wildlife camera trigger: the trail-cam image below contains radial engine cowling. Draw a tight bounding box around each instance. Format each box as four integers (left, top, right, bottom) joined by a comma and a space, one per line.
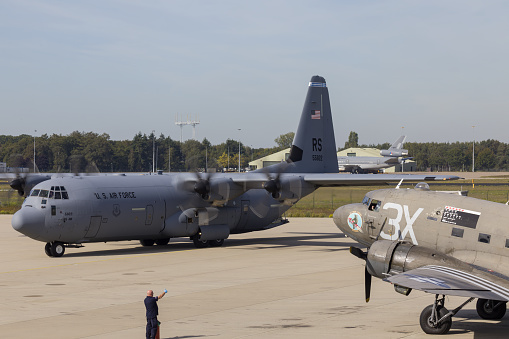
366, 239, 471, 279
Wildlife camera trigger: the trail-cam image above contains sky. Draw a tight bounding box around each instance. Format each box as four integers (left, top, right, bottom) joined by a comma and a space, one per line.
1, 0, 509, 148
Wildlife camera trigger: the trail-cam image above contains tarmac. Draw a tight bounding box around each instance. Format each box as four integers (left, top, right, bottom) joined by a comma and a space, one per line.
1, 215, 508, 338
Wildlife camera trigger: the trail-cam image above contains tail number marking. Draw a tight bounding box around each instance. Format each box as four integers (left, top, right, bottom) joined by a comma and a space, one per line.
312, 138, 322, 152
380, 202, 423, 245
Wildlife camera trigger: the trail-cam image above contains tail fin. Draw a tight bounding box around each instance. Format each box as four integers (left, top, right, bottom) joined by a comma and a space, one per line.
380, 136, 408, 157
286, 75, 338, 173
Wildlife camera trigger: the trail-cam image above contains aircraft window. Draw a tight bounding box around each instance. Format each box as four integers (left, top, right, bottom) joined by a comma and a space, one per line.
50, 186, 55, 191
506, 239, 509, 248
55, 186, 61, 191
60, 186, 66, 191
54, 192, 62, 199
39, 190, 49, 198
30, 190, 41, 197
362, 196, 370, 206
368, 199, 381, 211
62, 192, 69, 200
451, 228, 464, 238
478, 233, 491, 244
49, 191, 54, 199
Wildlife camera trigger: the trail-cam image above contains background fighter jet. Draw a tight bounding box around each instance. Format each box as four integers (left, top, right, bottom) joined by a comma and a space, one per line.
12, 75, 458, 257
338, 135, 411, 173
333, 183, 509, 334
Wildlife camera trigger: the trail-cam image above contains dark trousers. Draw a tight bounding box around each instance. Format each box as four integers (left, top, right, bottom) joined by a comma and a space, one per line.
146, 317, 158, 339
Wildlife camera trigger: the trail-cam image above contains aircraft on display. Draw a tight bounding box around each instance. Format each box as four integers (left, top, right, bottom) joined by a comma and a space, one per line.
333, 183, 509, 334
338, 135, 411, 173
10, 75, 458, 257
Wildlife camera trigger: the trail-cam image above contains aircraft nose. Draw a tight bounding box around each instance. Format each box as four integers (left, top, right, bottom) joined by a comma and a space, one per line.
333, 206, 349, 233
12, 207, 45, 239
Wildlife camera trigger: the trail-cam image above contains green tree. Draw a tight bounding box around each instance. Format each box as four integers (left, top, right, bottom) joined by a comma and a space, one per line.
344, 131, 359, 149
274, 132, 295, 149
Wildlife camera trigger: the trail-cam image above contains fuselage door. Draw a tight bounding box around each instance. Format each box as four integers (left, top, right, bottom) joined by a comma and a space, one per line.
145, 205, 154, 225
85, 216, 102, 238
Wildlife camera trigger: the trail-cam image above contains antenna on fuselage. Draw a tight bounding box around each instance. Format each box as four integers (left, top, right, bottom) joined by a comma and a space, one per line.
395, 179, 403, 189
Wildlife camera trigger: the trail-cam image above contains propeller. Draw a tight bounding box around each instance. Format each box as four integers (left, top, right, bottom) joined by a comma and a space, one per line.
8, 156, 48, 196
193, 172, 212, 200
350, 246, 372, 303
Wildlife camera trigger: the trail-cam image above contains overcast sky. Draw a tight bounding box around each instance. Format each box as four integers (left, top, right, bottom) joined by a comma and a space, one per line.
1, 1, 509, 148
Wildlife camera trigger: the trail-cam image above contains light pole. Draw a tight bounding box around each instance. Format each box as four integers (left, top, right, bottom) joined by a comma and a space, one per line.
33, 130, 37, 172
472, 126, 475, 172
152, 130, 155, 173
238, 129, 241, 172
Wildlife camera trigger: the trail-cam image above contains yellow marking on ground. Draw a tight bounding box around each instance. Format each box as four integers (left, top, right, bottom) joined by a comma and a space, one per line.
0, 247, 197, 274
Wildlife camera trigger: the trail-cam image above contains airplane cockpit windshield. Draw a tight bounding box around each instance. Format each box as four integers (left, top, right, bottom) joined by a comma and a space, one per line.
362, 196, 370, 206
368, 199, 381, 212
30, 186, 69, 200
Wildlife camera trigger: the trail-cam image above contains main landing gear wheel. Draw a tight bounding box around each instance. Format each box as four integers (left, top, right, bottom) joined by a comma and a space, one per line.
193, 237, 209, 248
476, 299, 507, 320
49, 242, 65, 257
209, 239, 224, 247
155, 238, 170, 246
45, 242, 53, 257
140, 239, 155, 246
420, 305, 452, 335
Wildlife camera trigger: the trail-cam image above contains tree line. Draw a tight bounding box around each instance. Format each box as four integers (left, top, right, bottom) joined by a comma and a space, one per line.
341, 131, 508, 172
0, 132, 294, 173
1, 130, 507, 173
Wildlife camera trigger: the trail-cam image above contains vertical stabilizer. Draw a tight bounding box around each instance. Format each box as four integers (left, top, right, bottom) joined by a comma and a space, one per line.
380, 135, 409, 157
287, 76, 338, 173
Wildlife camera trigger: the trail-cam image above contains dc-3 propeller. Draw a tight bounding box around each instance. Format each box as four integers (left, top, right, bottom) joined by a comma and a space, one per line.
349, 217, 388, 303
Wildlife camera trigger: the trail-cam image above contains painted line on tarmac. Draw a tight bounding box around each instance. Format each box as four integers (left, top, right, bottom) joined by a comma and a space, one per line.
0, 248, 197, 274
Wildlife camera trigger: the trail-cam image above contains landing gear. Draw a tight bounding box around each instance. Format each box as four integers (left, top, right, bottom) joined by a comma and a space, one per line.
476, 299, 507, 320
192, 237, 209, 248
44, 242, 65, 257
209, 239, 225, 247
140, 239, 155, 246
45, 242, 53, 257
155, 238, 170, 246
419, 295, 474, 335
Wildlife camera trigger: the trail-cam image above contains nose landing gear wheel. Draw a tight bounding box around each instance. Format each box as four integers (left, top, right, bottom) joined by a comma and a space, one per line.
50, 242, 65, 257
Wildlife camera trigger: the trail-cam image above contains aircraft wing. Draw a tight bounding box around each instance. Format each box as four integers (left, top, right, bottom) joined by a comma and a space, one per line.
302, 173, 461, 187
385, 265, 509, 301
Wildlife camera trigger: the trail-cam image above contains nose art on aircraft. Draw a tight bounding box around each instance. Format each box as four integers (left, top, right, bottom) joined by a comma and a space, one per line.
12, 207, 45, 238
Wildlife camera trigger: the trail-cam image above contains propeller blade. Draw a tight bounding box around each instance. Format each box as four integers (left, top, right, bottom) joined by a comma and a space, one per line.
350, 246, 367, 260
365, 266, 372, 303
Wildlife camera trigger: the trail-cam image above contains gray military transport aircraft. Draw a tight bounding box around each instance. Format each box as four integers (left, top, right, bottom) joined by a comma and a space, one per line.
11, 75, 458, 257
333, 183, 509, 334
338, 135, 411, 173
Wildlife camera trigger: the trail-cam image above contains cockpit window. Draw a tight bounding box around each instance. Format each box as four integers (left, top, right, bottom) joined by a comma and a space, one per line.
362, 196, 370, 206
39, 190, 49, 198
368, 199, 382, 212
30, 189, 41, 197
46, 186, 69, 200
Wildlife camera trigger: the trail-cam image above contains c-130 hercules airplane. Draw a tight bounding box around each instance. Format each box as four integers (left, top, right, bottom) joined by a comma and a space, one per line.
11, 76, 458, 257
334, 183, 509, 334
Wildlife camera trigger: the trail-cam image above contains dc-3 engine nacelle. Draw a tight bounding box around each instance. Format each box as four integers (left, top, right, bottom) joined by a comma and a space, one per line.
379, 149, 409, 157
366, 239, 469, 280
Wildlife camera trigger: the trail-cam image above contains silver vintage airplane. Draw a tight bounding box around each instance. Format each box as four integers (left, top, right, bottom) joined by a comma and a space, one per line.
338, 135, 411, 173
11, 76, 457, 257
333, 182, 509, 334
